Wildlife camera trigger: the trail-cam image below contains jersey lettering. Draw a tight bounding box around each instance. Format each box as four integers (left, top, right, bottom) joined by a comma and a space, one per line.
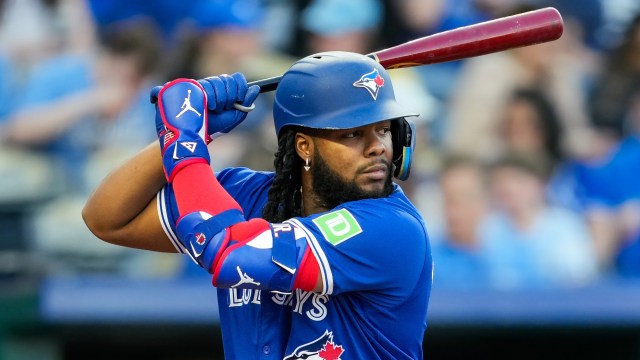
307, 294, 328, 321
271, 292, 289, 306
228, 288, 261, 307
272, 223, 293, 237
270, 290, 329, 322
292, 290, 314, 314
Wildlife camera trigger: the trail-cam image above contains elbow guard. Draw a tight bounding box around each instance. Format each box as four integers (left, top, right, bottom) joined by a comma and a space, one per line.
213, 220, 311, 294
176, 209, 245, 269
177, 211, 318, 293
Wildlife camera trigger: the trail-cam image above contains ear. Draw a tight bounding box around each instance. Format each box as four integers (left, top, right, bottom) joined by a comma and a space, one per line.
295, 132, 313, 160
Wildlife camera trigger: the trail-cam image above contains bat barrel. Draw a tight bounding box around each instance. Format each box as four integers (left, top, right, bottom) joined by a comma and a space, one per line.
249, 7, 563, 93
375, 7, 563, 69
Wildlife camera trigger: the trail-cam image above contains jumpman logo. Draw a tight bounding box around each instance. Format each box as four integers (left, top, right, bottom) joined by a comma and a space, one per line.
176, 89, 202, 118
231, 266, 261, 288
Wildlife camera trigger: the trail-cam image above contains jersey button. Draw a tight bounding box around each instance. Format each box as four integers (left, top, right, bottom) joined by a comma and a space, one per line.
262, 345, 271, 354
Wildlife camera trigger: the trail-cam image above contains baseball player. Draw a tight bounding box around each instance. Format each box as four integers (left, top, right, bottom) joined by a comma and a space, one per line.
83, 51, 432, 359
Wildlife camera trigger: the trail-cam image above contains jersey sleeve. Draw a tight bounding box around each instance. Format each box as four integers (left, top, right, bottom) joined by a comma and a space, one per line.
286, 198, 429, 296
215, 167, 273, 214
156, 167, 273, 253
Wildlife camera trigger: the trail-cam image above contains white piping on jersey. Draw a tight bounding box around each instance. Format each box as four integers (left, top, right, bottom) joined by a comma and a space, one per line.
157, 187, 187, 254
286, 218, 334, 295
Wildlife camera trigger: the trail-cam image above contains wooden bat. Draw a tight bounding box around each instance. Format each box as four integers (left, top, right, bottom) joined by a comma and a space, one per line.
247, 7, 563, 93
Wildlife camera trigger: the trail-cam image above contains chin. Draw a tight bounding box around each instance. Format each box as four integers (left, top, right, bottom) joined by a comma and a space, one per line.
361, 183, 391, 198
360, 182, 385, 193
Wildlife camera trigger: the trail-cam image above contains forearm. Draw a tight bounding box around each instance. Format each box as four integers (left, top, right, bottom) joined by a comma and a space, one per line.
82, 142, 175, 252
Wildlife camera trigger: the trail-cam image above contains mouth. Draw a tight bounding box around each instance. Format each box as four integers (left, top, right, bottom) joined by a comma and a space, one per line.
361, 164, 388, 181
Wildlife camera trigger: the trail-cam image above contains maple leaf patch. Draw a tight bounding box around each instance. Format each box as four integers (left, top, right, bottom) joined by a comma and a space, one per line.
319, 341, 344, 360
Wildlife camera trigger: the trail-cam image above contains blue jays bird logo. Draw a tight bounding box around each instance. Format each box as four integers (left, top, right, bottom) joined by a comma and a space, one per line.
284, 330, 345, 360
353, 68, 385, 100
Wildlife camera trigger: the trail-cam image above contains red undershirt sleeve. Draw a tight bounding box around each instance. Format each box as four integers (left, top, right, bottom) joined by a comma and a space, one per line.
172, 163, 242, 218
293, 247, 321, 292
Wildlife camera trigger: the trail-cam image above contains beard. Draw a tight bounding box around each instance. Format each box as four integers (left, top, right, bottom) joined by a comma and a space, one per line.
310, 150, 394, 210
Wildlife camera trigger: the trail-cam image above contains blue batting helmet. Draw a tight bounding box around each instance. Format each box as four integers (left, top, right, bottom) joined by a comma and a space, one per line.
273, 51, 419, 180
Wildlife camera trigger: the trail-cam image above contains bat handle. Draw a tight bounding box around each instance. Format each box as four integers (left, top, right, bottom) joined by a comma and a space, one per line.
232, 75, 281, 111
249, 76, 282, 93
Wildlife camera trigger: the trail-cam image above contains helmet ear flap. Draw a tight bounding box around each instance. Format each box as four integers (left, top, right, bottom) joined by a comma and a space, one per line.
391, 118, 416, 181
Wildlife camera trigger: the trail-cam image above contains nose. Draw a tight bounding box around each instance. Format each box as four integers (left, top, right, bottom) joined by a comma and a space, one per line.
364, 129, 387, 157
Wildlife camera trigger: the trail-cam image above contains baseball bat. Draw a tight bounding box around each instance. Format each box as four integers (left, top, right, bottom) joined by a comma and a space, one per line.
247, 7, 563, 93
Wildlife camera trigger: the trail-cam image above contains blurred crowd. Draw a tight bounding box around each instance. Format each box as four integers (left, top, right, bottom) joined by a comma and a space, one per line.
1, 0, 640, 291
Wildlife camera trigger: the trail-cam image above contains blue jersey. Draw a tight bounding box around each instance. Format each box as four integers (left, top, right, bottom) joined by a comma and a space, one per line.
158, 167, 432, 359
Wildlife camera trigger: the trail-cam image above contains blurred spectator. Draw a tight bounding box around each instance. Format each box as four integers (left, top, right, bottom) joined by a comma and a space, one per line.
382, 0, 491, 48
596, 0, 640, 52
572, 121, 640, 274
0, 13, 168, 274
2, 20, 161, 193
0, 0, 76, 70
497, 87, 583, 211
573, 12, 640, 275
482, 153, 598, 289
551, 0, 605, 52
443, 4, 598, 161
430, 155, 491, 288
300, 0, 384, 55
499, 88, 563, 164
168, 0, 264, 78
0, 0, 107, 203
0, 0, 99, 118
589, 13, 640, 140
381, 0, 492, 142
165, 0, 292, 81
87, 0, 191, 47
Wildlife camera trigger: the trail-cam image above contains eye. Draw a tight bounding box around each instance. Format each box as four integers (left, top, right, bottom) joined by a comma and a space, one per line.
378, 126, 391, 136
342, 130, 359, 138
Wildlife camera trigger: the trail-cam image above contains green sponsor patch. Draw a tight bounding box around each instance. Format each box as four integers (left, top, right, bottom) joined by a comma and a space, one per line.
313, 209, 362, 246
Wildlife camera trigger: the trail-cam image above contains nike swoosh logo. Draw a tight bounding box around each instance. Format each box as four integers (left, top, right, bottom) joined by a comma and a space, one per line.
173, 143, 179, 160
190, 242, 203, 257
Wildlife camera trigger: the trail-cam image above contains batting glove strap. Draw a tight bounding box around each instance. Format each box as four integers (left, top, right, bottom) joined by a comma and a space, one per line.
153, 78, 210, 181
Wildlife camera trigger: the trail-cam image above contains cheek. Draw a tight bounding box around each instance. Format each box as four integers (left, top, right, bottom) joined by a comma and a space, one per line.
387, 141, 394, 159
336, 149, 361, 173
382, 137, 394, 163
315, 143, 352, 172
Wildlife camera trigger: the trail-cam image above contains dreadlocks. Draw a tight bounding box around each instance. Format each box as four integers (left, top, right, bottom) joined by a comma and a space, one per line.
262, 127, 303, 223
